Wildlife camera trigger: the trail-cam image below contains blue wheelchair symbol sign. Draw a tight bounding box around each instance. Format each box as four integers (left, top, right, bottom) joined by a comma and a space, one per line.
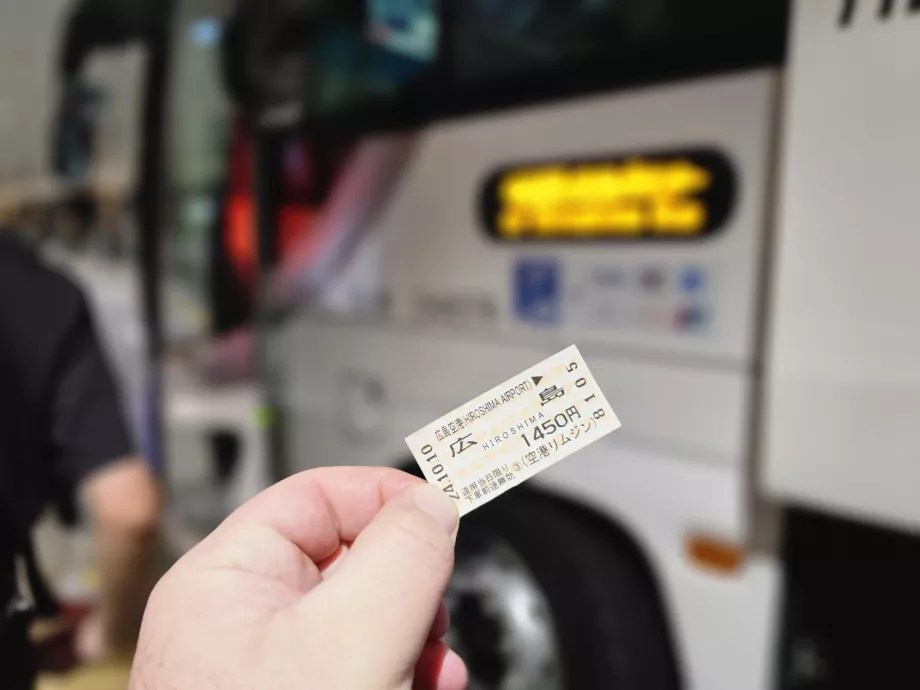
514, 258, 561, 324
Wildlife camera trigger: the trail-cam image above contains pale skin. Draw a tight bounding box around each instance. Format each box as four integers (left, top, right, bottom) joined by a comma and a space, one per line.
76, 457, 162, 661
128, 467, 468, 690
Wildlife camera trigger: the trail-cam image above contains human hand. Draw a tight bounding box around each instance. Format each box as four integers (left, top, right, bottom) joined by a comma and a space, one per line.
74, 609, 108, 663
129, 467, 467, 690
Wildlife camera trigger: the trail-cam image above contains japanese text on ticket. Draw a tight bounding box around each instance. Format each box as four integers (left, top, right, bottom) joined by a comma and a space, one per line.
405, 345, 621, 516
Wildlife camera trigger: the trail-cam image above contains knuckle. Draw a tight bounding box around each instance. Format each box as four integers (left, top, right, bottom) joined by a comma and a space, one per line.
383, 508, 455, 572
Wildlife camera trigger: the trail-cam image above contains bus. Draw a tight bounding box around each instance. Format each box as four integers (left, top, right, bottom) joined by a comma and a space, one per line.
160, 1, 920, 689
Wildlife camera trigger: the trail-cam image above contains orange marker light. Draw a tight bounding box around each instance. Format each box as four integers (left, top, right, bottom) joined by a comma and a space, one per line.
686, 533, 746, 575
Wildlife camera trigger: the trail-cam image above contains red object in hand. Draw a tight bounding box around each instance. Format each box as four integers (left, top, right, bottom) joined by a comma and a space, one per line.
31, 602, 94, 674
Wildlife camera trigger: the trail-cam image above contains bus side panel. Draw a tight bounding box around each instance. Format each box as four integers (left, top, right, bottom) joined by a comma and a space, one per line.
276, 70, 782, 689
276, 322, 780, 690
376, 71, 777, 367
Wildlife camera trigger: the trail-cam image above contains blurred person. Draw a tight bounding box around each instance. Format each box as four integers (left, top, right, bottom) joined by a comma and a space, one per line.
0, 233, 161, 689
129, 467, 467, 690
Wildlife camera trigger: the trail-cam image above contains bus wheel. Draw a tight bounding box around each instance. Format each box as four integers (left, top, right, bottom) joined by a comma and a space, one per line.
445, 490, 681, 690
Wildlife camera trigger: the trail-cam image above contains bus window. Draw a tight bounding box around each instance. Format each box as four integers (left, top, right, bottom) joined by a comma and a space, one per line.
302, 0, 438, 128
447, 0, 787, 111
294, 0, 785, 127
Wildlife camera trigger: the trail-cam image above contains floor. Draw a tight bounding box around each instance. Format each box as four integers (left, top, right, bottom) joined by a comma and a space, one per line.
37, 657, 132, 690
30, 518, 132, 690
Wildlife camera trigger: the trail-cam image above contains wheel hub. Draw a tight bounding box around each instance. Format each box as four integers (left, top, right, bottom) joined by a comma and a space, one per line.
445, 539, 563, 690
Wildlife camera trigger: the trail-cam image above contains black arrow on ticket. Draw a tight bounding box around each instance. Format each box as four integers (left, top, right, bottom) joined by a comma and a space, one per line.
532, 375, 542, 385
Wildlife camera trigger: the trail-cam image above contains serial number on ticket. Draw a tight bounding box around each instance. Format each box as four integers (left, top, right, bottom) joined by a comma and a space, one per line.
405, 345, 621, 516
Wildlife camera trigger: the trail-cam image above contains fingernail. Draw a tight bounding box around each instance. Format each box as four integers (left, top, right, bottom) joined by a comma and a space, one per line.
437, 648, 469, 690
412, 484, 459, 536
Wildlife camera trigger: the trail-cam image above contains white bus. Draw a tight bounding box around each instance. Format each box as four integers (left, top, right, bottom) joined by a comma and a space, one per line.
162, 1, 920, 688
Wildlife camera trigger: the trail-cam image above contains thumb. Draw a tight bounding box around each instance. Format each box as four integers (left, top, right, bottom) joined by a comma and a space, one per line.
316, 483, 459, 681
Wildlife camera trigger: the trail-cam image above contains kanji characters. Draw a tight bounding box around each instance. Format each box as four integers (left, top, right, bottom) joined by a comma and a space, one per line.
539, 385, 565, 406
450, 433, 478, 457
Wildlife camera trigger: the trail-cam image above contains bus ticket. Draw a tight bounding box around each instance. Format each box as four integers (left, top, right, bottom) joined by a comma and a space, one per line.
405, 345, 621, 516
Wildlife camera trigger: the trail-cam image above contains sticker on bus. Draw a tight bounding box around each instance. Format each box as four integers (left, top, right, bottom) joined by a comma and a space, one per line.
513, 257, 561, 324
479, 148, 736, 242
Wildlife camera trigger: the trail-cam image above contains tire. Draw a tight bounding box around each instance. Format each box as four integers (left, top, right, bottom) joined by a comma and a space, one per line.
448, 488, 682, 690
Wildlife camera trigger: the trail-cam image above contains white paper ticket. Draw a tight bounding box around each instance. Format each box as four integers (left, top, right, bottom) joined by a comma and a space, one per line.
405, 345, 621, 516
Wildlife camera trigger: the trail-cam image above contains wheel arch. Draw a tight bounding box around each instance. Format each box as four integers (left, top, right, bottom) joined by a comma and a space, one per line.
397, 457, 686, 687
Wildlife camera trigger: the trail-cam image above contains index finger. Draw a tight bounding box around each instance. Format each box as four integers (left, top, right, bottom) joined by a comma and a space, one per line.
202, 466, 423, 564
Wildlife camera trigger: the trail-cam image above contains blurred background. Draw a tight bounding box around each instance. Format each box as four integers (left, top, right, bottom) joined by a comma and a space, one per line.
5, 0, 920, 688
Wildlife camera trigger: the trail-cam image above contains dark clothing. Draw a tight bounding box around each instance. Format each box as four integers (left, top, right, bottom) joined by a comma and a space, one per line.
0, 234, 134, 688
